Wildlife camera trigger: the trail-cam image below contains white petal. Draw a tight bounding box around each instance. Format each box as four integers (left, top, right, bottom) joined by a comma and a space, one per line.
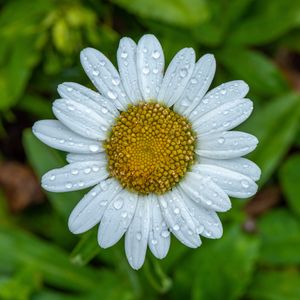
42, 161, 108, 192
198, 157, 261, 181
125, 196, 151, 270
174, 54, 216, 116
179, 172, 231, 212
32, 120, 103, 154
66, 153, 106, 164
193, 98, 253, 135
58, 82, 119, 118
148, 195, 170, 259
68, 179, 122, 234
117, 37, 142, 104
52, 99, 109, 140
189, 80, 249, 121
137, 34, 164, 100
183, 196, 223, 239
196, 131, 258, 159
98, 190, 138, 248
157, 48, 195, 107
80, 47, 128, 110
159, 189, 201, 248
193, 164, 258, 198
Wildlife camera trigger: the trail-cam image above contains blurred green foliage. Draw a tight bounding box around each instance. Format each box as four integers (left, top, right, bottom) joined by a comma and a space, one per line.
1, 0, 300, 299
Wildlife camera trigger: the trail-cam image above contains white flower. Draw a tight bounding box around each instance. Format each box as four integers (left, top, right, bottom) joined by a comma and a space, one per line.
32, 34, 260, 270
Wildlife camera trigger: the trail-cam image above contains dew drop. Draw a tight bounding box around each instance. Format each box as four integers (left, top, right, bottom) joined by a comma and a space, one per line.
100, 181, 108, 190
112, 77, 120, 86
107, 91, 117, 100
50, 175, 56, 181
136, 232, 142, 241
92, 70, 99, 76
101, 107, 108, 114
241, 180, 250, 188
113, 199, 124, 210
218, 137, 225, 144
65, 182, 72, 189
89, 145, 100, 152
142, 67, 150, 75
161, 230, 170, 238
191, 78, 198, 84
84, 168, 91, 174
220, 89, 227, 95
180, 68, 188, 78
92, 166, 100, 172
152, 50, 161, 59
173, 224, 180, 231
71, 169, 79, 175
174, 208, 180, 214
151, 239, 158, 245
67, 87, 73, 92
121, 211, 128, 218
121, 51, 128, 59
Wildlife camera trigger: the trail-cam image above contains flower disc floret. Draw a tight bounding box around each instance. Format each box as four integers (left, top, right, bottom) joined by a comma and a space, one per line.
105, 102, 196, 194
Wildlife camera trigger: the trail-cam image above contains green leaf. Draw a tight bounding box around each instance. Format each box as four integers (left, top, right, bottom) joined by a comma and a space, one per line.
218, 48, 289, 98
239, 93, 300, 185
0, 224, 120, 293
258, 209, 300, 266
112, 0, 209, 28
0, 0, 53, 110
247, 270, 300, 300
172, 225, 259, 300
229, 0, 300, 46
70, 229, 100, 266
18, 94, 52, 119
192, 0, 255, 47
0, 266, 41, 300
23, 129, 82, 220
280, 155, 300, 217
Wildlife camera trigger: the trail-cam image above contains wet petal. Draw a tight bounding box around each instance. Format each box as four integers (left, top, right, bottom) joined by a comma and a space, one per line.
68, 179, 121, 234
42, 161, 108, 192
98, 190, 138, 248
80, 47, 129, 110
33, 120, 103, 154
137, 34, 164, 101
196, 131, 258, 159
158, 48, 195, 107
125, 196, 151, 270
117, 37, 142, 104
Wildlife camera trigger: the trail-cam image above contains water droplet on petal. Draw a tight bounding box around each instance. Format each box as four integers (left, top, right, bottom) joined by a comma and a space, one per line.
50, 175, 56, 181
143, 67, 150, 75
121, 51, 128, 59
161, 230, 170, 238
180, 68, 188, 78
89, 145, 100, 152
136, 232, 142, 241
218, 137, 225, 144
84, 168, 91, 174
101, 107, 108, 114
241, 180, 250, 188
92, 70, 99, 76
173, 224, 180, 231
71, 169, 79, 175
151, 239, 158, 245
107, 90, 117, 100
113, 199, 124, 210
152, 50, 161, 59
65, 182, 72, 189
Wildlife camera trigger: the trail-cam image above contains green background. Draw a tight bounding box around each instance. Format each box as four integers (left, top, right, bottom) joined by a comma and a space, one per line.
1, 0, 300, 299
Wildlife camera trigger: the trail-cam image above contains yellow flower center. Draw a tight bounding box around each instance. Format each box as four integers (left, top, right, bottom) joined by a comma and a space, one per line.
104, 102, 196, 194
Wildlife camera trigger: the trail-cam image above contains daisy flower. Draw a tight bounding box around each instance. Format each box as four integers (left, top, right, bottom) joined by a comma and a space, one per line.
32, 34, 260, 270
